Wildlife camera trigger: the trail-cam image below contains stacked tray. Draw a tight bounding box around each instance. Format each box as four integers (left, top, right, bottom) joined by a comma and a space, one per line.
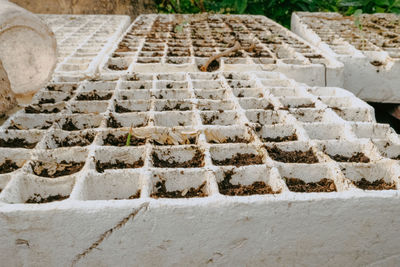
99, 14, 343, 87
2, 71, 398, 204
292, 12, 400, 102
39, 14, 130, 80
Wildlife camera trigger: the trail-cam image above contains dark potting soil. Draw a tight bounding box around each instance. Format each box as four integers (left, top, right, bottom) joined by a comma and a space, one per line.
218, 170, 280, 196
96, 159, 144, 173
285, 177, 336, 192
151, 180, 207, 198
266, 146, 318, 163
212, 153, 263, 167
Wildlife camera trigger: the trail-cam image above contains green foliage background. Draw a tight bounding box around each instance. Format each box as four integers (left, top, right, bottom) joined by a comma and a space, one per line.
156, 0, 400, 28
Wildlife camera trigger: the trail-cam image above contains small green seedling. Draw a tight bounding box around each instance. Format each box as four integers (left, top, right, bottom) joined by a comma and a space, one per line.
353, 9, 367, 50
354, 9, 363, 30
174, 21, 188, 33
126, 126, 133, 146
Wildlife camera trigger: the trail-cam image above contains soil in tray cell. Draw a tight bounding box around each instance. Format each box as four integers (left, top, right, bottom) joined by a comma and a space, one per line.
108, 64, 128, 71
0, 160, 20, 174
202, 114, 218, 125
284, 177, 336, 193
262, 133, 298, 143
219, 170, 280, 196
96, 159, 144, 173
150, 180, 207, 198
107, 115, 123, 128
352, 178, 396, 190
103, 133, 146, 146
212, 153, 263, 167
31, 161, 85, 178
62, 119, 80, 131
115, 104, 135, 113
116, 43, 132, 52
37, 98, 56, 104
76, 91, 113, 101
152, 149, 204, 168
25, 105, 61, 114
54, 132, 95, 147
283, 103, 316, 109
162, 103, 191, 111
25, 194, 69, 204
0, 137, 37, 148
266, 146, 319, 163
329, 152, 370, 163
392, 155, 400, 160
208, 136, 250, 144
198, 59, 220, 72
151, 136, 197, 146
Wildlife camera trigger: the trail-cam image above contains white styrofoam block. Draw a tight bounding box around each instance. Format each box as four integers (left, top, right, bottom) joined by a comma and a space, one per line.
98, 14, 344, 87
0, 70, 399, 265
38, 14, 131, 79
292, 12, 400, 103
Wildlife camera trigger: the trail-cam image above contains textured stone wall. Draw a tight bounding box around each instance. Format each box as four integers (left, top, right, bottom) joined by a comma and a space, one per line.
10, 0, 156, 18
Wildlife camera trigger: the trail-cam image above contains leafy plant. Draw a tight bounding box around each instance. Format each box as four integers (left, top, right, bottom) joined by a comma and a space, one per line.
340, 0, 400, 14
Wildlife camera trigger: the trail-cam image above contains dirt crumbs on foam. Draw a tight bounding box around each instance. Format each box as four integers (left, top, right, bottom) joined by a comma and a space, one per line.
219, 170, 280, 196
128, 190, 141, 199
152, 149, 204, 168
25, 194, 69, 204
96, 159, 144, 173
31, 161, 85, 178
0, 138, 37, 148
103, 133, 146, 146
113, 190, 141, 200
330, 152, 370, 163
212, 153, 263, 167
0, 160, 20, 174
285, 178, 336, 192
262, 133, 298, 142
266, 146, 318, 163
352, 178, 396, 190
151, 180, 207, 198
202, 114, 219, 125
54, 132, 95, 147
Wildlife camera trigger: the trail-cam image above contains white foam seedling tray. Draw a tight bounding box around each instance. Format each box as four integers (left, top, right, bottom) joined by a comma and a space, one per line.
99, 14, 343, 87
292, 12, 400, 103
39, 14, 131, 80
0, 70, 399, 265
